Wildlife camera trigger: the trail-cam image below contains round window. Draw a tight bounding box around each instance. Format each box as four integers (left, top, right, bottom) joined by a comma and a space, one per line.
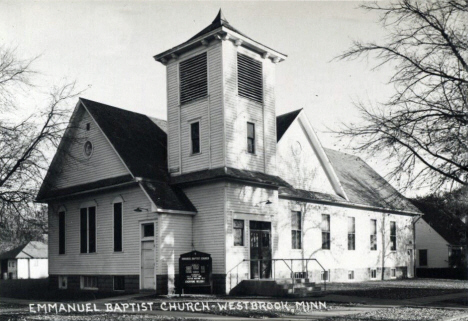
292, 141, 302, 156
83, 141, 93, 157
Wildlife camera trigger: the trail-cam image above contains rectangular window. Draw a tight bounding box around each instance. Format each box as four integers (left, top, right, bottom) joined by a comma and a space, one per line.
237, 53, 263, 104
113, 203, 123, 252
291, 211, 302, 249
59, 211, 66, 255
81, 276, 98, 290
233, 219, 244, 246
348, 270, 354, 280
390, 221, 396, 251
191, 122, 200, 154
370, 219, 377, 251
80, 207, 96, 254
321, 214, 330, 250
143, 223, 154, 238
321, 270, 329, 281
419, 249, 428, 266
113, 276, 125, 291
247, 122, 255, 154
371, 269, 377, 279
391, 268, 396, 278
58, 276, 67, 289
348, 217, 355, 250
180, 52, 208, 104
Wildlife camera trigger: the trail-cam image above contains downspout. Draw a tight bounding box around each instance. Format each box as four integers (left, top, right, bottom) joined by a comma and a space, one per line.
412, 214, 422, 278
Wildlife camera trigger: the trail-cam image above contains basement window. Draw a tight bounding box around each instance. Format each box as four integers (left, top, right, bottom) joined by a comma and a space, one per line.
58, 276, 67, 289
348, 270, 354, 280
180, 53, 208, 104
113, 276, 125, 291
321, 270, 329, 281
391, 268, 396, 278
81, 276, 98, 290
370, 269, 377, 279
237, 53, 263, 104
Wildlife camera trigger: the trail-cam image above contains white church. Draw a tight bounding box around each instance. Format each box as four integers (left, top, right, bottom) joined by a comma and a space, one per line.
37, 11, 421, 295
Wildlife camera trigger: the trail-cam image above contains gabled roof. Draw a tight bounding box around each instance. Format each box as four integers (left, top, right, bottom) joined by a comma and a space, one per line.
0, 241, 48, 260
37, 99, 196, 213
276, 109, 302, 142
411, 198, 468, 246
324, 148, 420, 214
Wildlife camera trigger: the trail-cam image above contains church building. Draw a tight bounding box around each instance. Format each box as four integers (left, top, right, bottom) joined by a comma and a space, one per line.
37, 11, 421, 295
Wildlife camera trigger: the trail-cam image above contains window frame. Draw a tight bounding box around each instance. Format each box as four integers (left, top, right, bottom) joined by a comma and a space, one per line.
190, 121, 201, 155
113, 198, 123, 252
348, 217, 355, 251
370, 269, 377, 279
113, 276, 125, 291
348, 270, 354, 280
58, 208, 66, 255
391, 268, 396, 278
80, 205, 97, 254
321, 270, 330, 281
233, 219, 245, 246
291, 211, 302, 250
321, 214, 331, 250
80, 276, 98, 290
419, 249, 428, 266
370, 219, 377, 251
58, 276, 68, 289
390, 221, 397, 251
142, 223, 155, 239
247, 122, 256, 154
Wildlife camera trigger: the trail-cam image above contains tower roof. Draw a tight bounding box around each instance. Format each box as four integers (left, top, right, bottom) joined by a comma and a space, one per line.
154, 10, 287, 64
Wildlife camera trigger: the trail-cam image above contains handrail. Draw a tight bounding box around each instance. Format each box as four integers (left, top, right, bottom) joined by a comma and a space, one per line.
226, 258, 327, 292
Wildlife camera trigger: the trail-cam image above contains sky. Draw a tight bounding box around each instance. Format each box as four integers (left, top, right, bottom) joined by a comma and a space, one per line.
0, 1, 409, 191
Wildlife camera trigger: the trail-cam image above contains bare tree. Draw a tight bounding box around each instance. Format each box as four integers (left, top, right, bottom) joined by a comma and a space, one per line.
0, 46, 80, 247
335, 0, 468, 192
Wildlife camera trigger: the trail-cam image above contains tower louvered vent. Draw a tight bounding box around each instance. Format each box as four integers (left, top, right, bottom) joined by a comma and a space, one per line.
180, 53, 208, 104
237, 53, 263, 104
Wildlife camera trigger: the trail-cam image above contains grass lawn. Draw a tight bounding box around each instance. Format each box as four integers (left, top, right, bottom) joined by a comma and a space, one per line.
322, 307, 468, 321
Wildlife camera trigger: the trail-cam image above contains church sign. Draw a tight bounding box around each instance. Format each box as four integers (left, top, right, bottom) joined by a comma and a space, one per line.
179, 250, 212, 293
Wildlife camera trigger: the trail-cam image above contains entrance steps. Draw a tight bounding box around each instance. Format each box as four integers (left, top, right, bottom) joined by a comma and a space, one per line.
229, 278, 322, 297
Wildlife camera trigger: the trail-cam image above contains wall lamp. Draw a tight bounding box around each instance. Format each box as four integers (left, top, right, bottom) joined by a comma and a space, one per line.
134, 207, 149, 212
258, 200, 272, 206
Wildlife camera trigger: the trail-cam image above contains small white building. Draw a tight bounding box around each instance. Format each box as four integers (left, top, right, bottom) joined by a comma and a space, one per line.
0, 241, 48, 279
415, 211, 467, 269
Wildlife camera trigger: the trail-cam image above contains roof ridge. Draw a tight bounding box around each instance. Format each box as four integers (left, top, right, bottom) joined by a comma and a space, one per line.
277, 108, 303, 118
79, 97, 161, 120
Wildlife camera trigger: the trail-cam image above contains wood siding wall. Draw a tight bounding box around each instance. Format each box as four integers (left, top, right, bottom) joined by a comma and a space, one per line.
167, 43, 224, 175
415, 219, 449, 268
50, 106, 130, 189
277, 119, 336, 195
48, 185, 155, 275
223, 43, 277, 175
183, 182, 226, 274
157, 213, 193, 292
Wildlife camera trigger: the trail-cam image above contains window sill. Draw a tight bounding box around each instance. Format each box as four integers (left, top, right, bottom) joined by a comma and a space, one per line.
246, 151, 257, 156
81, 287, 99, 291
190, 152, 202, 156
79, 252, 98, 255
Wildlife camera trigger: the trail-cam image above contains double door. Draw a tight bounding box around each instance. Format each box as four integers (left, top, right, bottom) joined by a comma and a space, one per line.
250, 221, 272, 279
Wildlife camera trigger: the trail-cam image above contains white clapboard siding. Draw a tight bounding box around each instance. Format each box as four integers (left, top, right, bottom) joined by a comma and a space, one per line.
157, 213, 193, 276
274, 199, 414, 281
415, 219, 450, 268
225, 182, 278, 279
51, 106, 130, 189
167, 43, 225, 175
48, 185, 155, 275
277, 119, 336, 195
183, 182, 226, 273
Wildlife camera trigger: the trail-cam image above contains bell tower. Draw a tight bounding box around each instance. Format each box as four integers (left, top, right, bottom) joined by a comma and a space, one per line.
154, 10, 286, 176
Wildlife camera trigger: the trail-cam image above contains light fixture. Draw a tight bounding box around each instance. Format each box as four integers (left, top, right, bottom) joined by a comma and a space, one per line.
134, 207, 149, 212
258, 200, 272, 206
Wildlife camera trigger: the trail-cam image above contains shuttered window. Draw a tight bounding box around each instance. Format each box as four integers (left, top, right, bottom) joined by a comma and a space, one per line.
237, 53, 263, 104
180, 53, 208, 104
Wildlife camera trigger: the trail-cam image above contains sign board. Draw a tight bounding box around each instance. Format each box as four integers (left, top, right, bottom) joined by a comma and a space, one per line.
179, 250, 212, 293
